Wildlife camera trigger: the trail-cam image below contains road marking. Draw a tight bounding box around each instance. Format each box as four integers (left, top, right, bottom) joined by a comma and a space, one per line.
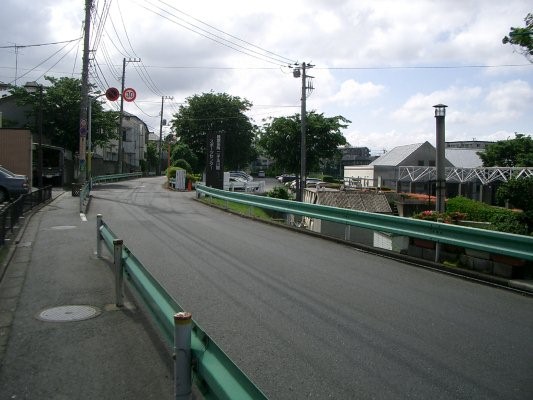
80, 213, 87, 222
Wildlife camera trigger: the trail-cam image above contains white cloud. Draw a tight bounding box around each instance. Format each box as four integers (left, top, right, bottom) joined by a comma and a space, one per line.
328, 79, 385, 106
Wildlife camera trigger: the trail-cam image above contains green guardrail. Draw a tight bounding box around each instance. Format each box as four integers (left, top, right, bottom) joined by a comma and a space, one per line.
196, 184, 533, 261
92, 172, 142, 185
97, 216, 268, 400
78, 173, 143, 213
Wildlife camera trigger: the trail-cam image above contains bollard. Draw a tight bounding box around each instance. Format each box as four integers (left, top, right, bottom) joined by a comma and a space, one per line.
113, 239, 124, 307
96, 214, 102, 258
174, 312, 192, 400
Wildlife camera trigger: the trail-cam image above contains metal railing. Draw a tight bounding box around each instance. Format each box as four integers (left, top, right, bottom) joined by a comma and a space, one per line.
196, 184, 533, 261
91, 172, 142, 185
0, 186, 52, 248
79, 172, 143, 213
96, 215, 268, 400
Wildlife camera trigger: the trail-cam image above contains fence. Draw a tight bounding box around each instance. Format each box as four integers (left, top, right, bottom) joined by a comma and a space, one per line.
0, 186, 52, 248
96, 215, 268, 400
79, 172, 143, 213
195, 184, 533, 262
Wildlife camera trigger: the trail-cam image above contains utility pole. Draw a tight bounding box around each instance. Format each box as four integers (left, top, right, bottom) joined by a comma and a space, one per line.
158, 95, 173, 175
293, 62, 314, 202
117, 57, 140, 173
78, 0, 92, 184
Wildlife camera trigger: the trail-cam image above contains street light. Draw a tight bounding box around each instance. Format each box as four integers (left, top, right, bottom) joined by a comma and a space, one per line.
433, 104, 447, 214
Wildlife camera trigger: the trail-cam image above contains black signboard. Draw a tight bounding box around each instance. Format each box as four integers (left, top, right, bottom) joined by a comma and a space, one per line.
205, 131, 224, 189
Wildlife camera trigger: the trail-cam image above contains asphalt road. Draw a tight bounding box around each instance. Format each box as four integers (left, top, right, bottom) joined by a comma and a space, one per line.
89, 176, 533, 400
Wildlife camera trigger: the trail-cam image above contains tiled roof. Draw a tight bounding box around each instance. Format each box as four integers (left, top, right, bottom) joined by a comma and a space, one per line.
315, 191, 392, 213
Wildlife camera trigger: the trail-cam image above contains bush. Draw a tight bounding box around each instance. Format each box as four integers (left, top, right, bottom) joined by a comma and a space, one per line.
446, 196, 527, 235
267, 186, 290, 200
413, 210, 467, 223
172, 159, 192, 172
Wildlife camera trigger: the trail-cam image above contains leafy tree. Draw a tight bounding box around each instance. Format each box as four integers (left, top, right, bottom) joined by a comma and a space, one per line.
502, 13, 533, 62
496, 176, 533, 231
170, 92, 254, 171
478, 134, 533, 167
259, 112, 349, 174
9, 76, 118, 153
146, 141, 159, 172
170, 141, 199, 172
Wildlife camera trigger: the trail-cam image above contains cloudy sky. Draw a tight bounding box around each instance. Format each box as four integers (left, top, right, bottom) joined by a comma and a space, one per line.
1, 0, 531, 155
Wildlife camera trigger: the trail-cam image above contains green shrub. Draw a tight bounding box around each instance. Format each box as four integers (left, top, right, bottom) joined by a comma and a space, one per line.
172, 159, 192, 172
166, 166, 185, 179
322, 175, 336, 183
267, 186, 290, 200
446, 196, 527, 235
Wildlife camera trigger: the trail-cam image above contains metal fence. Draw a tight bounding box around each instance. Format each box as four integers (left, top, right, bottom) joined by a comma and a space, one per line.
0, 186, 52, 248
96, 215, 268, 400
195, 184, 533, 262
79, 172, 143, 213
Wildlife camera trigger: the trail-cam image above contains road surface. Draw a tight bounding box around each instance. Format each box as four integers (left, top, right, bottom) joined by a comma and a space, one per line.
89, 177, 533, 400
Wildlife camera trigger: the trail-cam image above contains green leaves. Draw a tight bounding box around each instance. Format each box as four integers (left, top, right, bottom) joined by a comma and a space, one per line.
479, 133, 533, 167
259, 112, 349, 174
171, 92, 254, 171
502, 13, 533, 61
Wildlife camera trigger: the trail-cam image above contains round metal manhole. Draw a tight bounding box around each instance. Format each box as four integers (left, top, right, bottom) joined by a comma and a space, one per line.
37, 305, 101, 322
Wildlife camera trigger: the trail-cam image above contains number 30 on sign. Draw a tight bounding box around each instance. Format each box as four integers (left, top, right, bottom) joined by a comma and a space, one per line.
123, 87, 137, 102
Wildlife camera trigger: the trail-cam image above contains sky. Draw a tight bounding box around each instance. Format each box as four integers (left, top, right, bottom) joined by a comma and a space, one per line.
1, 0, 532, 155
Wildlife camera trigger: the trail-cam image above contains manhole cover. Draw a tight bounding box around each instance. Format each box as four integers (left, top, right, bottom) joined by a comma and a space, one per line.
37, 305, 101, 322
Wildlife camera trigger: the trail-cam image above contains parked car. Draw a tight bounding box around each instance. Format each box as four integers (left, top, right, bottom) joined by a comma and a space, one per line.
229, 171, 253, 182
276, 174, 297, 183
288, 178, 325, 190
0, 166, 30, 202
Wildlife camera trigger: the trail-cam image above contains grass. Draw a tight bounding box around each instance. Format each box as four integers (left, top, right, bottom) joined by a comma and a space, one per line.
199, 196, 273, 221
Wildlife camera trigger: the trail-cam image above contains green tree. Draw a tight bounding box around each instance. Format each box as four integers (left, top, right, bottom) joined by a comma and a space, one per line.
259, 112, 349, 174
502, 13, 533, 62
496, 176, 533, 229
170, 141, 199, 172
478, 134, 533, 167
9, 76, 118, 153
146, 141, 159, 172
170, 92, 254, 171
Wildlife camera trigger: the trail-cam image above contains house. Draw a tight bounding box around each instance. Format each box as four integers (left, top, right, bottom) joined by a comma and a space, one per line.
92, 111, 148, 175
344, 141, 453, 191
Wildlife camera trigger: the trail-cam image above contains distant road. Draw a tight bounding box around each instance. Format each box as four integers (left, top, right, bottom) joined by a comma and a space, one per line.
90, 177, 533, 400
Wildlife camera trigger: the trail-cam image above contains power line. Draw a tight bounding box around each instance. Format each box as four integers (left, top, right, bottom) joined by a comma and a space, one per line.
0, 38, 82, 49
154, 0, 296, 64
130, 0, 295, 67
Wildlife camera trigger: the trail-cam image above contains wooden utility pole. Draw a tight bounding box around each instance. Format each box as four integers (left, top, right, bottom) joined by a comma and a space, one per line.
78, 0, 92, 183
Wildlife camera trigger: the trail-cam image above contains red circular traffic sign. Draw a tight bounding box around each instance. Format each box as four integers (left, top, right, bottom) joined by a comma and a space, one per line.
105, 87, 120, 101
123, 87, 137, 102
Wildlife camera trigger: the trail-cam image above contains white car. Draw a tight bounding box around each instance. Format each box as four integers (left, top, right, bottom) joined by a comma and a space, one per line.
288, 178, 324, 190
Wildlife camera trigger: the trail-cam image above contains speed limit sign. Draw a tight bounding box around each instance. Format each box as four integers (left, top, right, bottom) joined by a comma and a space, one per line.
123, 87, 137, 102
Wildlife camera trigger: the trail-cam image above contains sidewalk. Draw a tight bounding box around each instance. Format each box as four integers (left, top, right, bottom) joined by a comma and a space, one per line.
0, 191, 173, 399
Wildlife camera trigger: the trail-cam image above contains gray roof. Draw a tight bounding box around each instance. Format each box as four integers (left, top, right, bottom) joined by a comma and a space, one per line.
444, 148, 483, 168
315, 191, 392, 213
370, 142, 426, 166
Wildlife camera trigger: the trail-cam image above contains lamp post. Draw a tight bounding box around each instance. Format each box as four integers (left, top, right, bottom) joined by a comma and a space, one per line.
433, 104, 447, 213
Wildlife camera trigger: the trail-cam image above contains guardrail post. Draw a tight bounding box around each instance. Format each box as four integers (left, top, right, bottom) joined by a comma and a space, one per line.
435, 218, 443, 263
113, 239, 124, 307
96, 214, 102, 257
174, 312, 192, 400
